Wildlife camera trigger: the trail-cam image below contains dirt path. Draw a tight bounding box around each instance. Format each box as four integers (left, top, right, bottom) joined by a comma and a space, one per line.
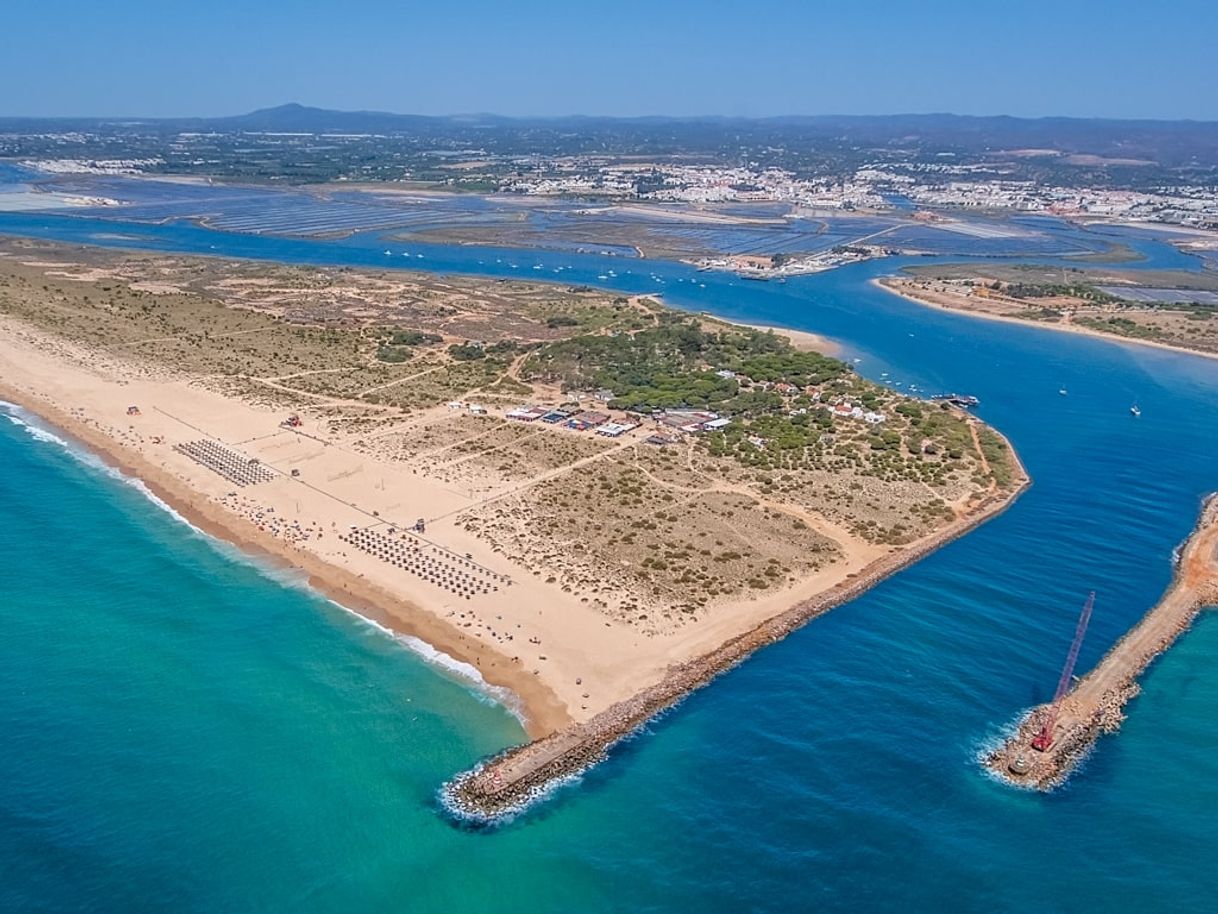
429, 426, 552, 471
626, 446, 865, 547
425, 437, 638, 523
262, 366, 358, 382
965, 419, 999, 505
109, 326, 278, 348
356, 363, 445, 397
246, 376, 399, 411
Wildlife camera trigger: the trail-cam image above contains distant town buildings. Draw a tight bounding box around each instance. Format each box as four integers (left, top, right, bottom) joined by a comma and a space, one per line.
503, 160, 1218, 228
15, 134, 1217, 230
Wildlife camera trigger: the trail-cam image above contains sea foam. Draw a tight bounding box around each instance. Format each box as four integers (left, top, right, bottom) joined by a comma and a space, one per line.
336, 605, 528, 727
2, 401, 191, 526
0, 400, 525, 726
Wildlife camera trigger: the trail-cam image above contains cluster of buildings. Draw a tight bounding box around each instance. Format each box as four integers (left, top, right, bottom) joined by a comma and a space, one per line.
17, 143, 1216, 232
22, 157, 165, 175
856, 165, 1218, 227
503, 400, 735, 443
693, 245, 891, 278
506, 159, 1218, 230
721, 370, 890, 427
498, 380, 888, 452
447, 400, 489, 415
830, 402, 887, 425
505, 403, 640, 438
506, 163, 886, 210
653, 409, 731, 435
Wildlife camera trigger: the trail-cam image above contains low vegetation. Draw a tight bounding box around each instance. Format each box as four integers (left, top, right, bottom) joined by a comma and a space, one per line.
0, 238, 1019, 633
894, 264, 1218, 356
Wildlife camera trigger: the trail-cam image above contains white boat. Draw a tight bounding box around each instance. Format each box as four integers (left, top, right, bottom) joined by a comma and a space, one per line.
1130, 404, 1141, 417
1059, 388, 1068, 396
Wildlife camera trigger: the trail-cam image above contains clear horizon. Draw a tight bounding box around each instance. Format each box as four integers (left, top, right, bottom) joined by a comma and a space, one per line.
4, 0, 1217, 121
6, 102, 1218, 124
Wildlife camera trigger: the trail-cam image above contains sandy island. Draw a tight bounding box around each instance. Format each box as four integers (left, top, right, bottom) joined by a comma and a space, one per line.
0, 241, 1027, 818
876, 276, 1218, 362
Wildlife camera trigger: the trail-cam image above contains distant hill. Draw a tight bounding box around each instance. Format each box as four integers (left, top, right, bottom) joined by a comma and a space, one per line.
3, 104, 1218, 166
212, 103, 443, 133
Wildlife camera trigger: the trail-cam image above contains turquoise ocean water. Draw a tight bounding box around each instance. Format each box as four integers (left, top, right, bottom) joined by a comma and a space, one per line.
1, 208, 1217, 911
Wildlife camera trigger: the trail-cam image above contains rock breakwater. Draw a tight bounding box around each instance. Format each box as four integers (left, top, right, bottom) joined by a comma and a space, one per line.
986, 493, 1218, 790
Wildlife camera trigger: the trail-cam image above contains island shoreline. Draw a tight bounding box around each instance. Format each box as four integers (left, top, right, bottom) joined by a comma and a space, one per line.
0, 372, 1028, 794
874, 276, 1218, 363
0, 243, 1032, 820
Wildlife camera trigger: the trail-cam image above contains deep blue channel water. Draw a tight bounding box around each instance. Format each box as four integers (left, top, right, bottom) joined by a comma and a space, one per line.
0, 207, 1216, 912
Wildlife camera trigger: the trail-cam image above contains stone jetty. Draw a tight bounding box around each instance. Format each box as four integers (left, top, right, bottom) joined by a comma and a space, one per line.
986, 493, 1218, 790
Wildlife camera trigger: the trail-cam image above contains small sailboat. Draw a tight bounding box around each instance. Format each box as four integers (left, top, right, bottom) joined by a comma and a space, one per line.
1130, 403, 1141, 417
1058, 388, 1068, 396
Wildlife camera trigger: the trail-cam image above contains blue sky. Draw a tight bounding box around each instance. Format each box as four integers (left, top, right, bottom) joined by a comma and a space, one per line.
4, 0, 1216, 119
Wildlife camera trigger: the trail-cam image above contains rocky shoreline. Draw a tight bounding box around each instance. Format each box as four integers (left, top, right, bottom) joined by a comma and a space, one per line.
442, 458, 1031, 824
986, 493, 1218, 790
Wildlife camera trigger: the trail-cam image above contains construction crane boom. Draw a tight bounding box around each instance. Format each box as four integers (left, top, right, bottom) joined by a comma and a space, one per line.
1031, 591, 1095, 751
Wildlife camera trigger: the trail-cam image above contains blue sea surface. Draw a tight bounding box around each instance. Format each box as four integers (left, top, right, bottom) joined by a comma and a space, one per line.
1, 206, 1217, 912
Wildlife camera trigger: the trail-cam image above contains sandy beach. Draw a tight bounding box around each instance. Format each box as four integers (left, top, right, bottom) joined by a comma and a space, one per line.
734, 320, 840, 355
0, 317, 877, 736
0, 376, 574, 735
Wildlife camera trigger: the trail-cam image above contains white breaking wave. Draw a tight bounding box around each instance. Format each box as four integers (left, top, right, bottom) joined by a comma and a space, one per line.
971, 709, 1092, 793
1, 400, 525, 725
332, 603, 528, 727
398, 632, 528, 725
2, 401, 191, 526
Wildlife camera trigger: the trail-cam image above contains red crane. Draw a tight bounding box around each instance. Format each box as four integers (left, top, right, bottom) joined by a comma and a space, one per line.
1032, 591, 1096, 751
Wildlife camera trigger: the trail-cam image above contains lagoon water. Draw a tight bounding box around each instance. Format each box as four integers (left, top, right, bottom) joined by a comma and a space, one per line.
1, 208, 1217, 911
